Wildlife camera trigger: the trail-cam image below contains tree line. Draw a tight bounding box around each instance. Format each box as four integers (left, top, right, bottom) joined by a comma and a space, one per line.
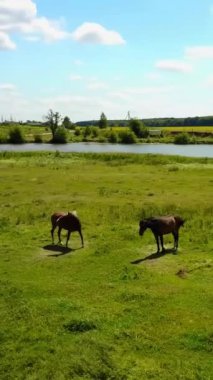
76, 115, 213, 127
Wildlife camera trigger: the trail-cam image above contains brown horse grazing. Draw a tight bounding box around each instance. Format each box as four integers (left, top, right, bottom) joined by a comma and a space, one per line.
139, 215, 184, 253
51, 211, 84, 248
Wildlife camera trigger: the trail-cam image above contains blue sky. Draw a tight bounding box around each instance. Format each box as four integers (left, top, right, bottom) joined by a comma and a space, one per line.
1, 0, 213, 122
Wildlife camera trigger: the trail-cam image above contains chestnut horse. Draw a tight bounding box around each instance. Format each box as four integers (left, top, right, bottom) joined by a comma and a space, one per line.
51, 211, 84, 248
139, 215, 184, 253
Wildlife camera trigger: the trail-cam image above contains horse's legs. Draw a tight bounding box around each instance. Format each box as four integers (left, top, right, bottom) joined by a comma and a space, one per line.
154, 234, 160, 253
66, 231, 71, 247
172, 231, 179, 251
51, 225, 56, 244
79, 229, 84, 247
58, 227, 62, 244
160, 235, 165, 252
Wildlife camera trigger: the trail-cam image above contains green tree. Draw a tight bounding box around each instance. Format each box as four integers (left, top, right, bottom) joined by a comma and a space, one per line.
83, 126, 92, 139
129, 118, 149, 138
74, 127, 81, 136
52, 127, 67, 143
45, 109, 61, 140
98, 112, 108, 129
8, 126, 25, 144
91, 126, 99, 138
62, 116, 73, 129
119, 130, 136, 144
108, 130, 118, 143
129, 118, 142, 136
174, 133, 190, 145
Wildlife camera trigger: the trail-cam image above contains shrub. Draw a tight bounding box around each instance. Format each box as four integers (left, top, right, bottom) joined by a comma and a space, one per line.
139, 126, 149, 138
108, 130, 118, 143
83, 126, 92, 138
0, 133, 7, 143
74, 127, 81, 136
129, 119, 149, 138
129, 118, 142, 136
52, 127, 67, 143
174, 133, 190, 145
34, 134, 43, 143
8, 126, 25, 144
91, 126, 99, 138
98, 135, 108, 143
119, 130, 137, 144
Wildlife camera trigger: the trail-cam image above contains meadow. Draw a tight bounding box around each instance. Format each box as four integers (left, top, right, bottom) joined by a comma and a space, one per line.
162, 126, 213, 134
0, 152, 212, 379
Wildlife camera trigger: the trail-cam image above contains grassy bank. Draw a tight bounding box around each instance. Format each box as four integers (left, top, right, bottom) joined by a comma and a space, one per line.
0, 152, 212, 379
1, 124, 213, 144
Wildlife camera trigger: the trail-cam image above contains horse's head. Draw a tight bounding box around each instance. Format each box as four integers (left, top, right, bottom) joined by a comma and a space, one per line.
139, 219, 148, 236
174, 216, 185, 227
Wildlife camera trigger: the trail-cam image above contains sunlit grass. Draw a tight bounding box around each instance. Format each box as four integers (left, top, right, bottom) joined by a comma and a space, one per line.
0, 152, 212, 379
162, 126, 213, 133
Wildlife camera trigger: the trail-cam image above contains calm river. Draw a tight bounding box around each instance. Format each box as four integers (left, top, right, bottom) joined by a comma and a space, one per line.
0, 143, 212, 158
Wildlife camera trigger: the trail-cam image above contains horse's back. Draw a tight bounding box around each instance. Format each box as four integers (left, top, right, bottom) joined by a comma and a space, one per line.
51, 212, 66, 227
155, 215, 184, 233
64, 213, 81, 231
144, 215, 176, 234
53, 211, 81, 232
155, 216, 176, 233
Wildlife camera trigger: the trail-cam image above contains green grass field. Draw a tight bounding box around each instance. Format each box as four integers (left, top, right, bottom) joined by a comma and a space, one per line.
162, 126, 213, 134
0, 152, 212, 379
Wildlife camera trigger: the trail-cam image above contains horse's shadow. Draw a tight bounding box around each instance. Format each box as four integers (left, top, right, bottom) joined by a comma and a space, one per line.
43, 244, 80, 257
131, 248, 176, 265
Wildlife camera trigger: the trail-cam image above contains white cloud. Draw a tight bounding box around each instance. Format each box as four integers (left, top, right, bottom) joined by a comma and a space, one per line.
145, 72, 162, 81
72, 22, 125, 45
0, 83, 17, 91
0, 31, 16, 50
1, 82, 213, 122
0, 0, 69, 49
0, 1, 125, 49
28, 17, 69, 42
73, 59, 84, 66
111, 85, 175, 97
87, 82, 109, 90
185, 46, 213, 59
155, 59, 192, 73
203, 75, 213, 87
69, 75, 83, 81
0, 0, 37, 23
69, 75, 109, 89
24, 35, 39, 42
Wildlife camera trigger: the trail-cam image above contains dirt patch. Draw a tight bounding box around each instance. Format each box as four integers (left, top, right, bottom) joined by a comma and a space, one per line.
176, 268, 188, 279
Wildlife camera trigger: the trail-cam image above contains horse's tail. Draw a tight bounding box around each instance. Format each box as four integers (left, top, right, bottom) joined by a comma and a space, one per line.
67, 210, 78, 218
67, 210, 81, 230
68, 210, 77, 217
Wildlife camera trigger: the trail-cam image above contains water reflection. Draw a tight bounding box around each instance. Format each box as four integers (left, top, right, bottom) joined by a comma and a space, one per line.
0, 142, 212, 157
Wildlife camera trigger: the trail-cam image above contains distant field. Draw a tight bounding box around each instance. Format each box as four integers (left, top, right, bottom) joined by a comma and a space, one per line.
0, 124, 50, 142
0, 152, 212, 379
162, 126, 213, 134
0, 124, 48, 135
